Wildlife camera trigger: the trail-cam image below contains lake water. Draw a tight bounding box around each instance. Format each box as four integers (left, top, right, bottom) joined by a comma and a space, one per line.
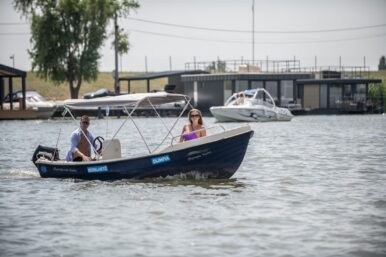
1, 115, 386, 257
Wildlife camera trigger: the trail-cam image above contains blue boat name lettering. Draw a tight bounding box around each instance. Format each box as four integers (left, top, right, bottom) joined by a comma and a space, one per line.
151, 155, 171, 165
88, 165, 108, 173
40, 165, 47, 173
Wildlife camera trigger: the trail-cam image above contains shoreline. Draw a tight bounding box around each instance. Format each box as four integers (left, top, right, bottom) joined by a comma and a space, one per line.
2, 70, 385, 101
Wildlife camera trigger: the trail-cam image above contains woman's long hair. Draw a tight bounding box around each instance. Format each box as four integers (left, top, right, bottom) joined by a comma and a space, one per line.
188, 108, 203, 125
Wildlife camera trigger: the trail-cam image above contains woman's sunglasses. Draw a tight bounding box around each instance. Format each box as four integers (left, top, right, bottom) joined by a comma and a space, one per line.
190, 114, 200, 118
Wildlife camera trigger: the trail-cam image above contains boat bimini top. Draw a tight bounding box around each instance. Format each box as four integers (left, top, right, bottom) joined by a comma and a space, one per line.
62, 92, 194, 159
64, 92, 188, 109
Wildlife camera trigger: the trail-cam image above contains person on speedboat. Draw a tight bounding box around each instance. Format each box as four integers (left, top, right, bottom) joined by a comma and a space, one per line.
66, 115, 96, 162
179, 109, 206, 142
235, 92, 245, 105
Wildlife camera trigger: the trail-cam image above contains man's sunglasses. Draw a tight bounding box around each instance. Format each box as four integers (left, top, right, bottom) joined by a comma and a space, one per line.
81, 121, 89, 125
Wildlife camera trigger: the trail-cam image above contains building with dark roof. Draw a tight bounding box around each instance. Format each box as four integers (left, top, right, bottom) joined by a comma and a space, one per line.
181, 72, 313, 113
180, 71, 382, 114
118, 67, 383, 115
295, 78, 382, 113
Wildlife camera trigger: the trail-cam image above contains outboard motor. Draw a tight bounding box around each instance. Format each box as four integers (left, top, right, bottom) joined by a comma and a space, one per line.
31, 145, 59, 166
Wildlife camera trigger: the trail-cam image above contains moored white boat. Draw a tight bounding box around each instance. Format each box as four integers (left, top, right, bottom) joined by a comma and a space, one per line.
2, 90, 59, 119
210, 88, 294, 122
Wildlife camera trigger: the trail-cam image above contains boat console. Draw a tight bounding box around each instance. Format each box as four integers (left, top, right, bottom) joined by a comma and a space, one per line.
101, 139, 122, 160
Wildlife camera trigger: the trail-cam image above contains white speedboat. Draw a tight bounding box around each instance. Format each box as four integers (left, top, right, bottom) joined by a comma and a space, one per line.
210, 88, 294, 122
2, 90, 59, 119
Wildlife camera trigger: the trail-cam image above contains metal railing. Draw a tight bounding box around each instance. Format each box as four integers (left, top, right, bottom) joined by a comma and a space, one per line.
185, 59, 301, 73
287, 66, 370, 79
185, 59, 370, 78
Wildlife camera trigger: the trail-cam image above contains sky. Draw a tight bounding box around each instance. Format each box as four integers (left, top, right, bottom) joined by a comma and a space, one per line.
0, 0, 386, 72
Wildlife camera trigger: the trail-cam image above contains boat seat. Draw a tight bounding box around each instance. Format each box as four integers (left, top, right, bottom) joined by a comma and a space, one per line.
101, 139, 121, 160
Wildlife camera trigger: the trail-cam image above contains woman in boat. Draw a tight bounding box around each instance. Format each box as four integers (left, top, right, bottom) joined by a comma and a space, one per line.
179, 109, 206, 142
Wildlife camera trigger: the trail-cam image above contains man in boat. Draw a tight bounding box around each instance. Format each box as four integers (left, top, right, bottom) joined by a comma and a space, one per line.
65, 115, 96, 162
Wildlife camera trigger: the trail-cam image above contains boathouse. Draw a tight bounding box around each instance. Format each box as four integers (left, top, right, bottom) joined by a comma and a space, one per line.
295, 77, 382, 113
180, 72, 312, 113
0, 64, 28, 119
180, 71, 382, 114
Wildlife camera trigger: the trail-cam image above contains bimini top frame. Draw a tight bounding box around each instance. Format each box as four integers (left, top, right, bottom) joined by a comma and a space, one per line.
63, 92, 192, 159
64, 92, 188, 109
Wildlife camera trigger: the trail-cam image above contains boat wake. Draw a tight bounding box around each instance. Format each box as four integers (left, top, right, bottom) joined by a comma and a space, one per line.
143, 173, 245, 189
7, 169, 40, 178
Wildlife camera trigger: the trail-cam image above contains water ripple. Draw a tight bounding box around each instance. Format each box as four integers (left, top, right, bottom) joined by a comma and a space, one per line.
1, 115, 386, 256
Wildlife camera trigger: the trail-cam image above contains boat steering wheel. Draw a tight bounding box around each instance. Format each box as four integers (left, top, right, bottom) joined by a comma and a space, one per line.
93, 136, 104, 152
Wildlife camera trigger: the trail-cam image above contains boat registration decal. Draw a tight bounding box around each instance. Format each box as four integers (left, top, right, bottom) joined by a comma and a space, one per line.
151, 155, 171, 165
87, 165, 108, 173
187, 149, 212, 161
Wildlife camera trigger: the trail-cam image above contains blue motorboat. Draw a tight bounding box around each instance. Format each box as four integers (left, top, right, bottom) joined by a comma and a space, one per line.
31, 92, 254, 180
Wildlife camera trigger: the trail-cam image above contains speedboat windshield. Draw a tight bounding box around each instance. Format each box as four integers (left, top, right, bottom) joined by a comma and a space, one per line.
253, 89, 275, 107
244, 89, 258, 97
225, 88, 275, 107
26, 93, 47, 102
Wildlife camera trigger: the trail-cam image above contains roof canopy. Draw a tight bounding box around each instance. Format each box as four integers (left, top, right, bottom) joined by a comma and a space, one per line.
119, 70, 206, 81
0, 64, 27, 78
64, 92, 189, 109
181, 72, 313, 82
295, 78, 382, 84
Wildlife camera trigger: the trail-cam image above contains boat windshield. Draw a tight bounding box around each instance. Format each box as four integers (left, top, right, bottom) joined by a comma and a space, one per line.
3, 90, 48, 103
21, 91, 48, 102
253, 90, 275, 107
225, 88, 276, 107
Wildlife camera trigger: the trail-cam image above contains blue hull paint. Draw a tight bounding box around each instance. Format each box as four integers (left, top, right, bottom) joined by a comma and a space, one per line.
35, 130, 253, 180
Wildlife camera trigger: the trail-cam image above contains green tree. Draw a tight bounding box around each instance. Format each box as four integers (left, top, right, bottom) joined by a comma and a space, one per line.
14, 0, 139, 99
369, 81, 386, 112
112, 28, 130, 55
111, 27, 130, 75
379, 55, 386, 71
